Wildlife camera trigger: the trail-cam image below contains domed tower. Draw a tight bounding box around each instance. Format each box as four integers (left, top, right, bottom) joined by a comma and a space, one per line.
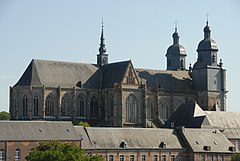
192, 21, 227, 111
166, 27, 187, 70
97, 22, 108, 67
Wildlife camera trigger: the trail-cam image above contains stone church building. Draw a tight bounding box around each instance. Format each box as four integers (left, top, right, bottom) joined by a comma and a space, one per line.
9, 22, 227, 127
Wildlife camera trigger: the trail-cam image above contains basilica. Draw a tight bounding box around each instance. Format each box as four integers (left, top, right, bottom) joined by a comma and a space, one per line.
9, 21, 227, 127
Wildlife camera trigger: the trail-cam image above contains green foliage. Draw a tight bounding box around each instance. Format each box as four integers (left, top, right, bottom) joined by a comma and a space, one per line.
72, 120, 90, 127
0, 111, 10, 120
232, 152, 240, 161
25, 141, 103, 161
79, 121, 90, 127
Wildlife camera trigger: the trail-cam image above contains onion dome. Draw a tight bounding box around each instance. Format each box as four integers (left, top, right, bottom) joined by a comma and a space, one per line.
166, 28, 186, 56
197, 22, 218, 52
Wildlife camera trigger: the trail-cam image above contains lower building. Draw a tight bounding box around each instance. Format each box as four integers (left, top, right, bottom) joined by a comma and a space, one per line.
0, 121, 80, 161
75, 126, 235, 161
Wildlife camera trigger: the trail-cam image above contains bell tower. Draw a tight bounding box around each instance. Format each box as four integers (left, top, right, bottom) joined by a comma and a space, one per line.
97, 21, 108, 67
166, 26, 187, 70
192, 21, 227, 111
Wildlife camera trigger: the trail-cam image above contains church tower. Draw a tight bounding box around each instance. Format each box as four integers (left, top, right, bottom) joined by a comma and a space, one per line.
192, 21, 227, 111
97, 22, 108, 67
166, 27, 187, 70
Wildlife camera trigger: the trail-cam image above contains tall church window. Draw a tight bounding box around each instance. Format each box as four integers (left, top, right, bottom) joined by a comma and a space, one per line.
90, 95, 98, 118
147, 98, 154, 119
126, 94, 138, 123
76, 94, 85, 117
33, 95, 39, 116
61, 94, 71, 116
159, 100, 168, 120
45, 94, 55, 116
127, 68, 134, 84
22, 95, 28, 116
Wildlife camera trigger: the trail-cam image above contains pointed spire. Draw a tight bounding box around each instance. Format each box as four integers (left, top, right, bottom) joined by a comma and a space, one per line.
99, 19, 106, 54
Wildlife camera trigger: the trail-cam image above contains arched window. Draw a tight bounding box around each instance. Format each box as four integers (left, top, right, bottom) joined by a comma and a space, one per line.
147, 98, 154, 120
0, 149, 5, 161
90, 95, 98, 118
76, 94, 85, 117
174, 98, 184, 112
127, 68, 134, 84
159, 100, 168, 121
61, 94, 71, 116
15, 149, 20, 161
22, 95, 28, 116
126, 95, 138, 123
33, 95, 39, 116
45, 94, 55, 116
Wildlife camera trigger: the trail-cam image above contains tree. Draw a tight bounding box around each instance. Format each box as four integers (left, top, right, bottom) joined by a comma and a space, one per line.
0, 111, 10, 120
26, 141, 103, 161
72, 120, 90, 127
232, 152, 240, 161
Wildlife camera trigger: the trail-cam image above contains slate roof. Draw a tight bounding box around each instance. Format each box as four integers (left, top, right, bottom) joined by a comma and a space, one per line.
205, 111, 240, 139
14, 59, 131, 89
135, 68, 191, 92
14, 59, 98, 88
0, 121, 79, 141
163, 102, 240, 139
182, 128, 234, 153
74, 126, 185, 149
163, 102, 210, 128
101, 60, 130, 88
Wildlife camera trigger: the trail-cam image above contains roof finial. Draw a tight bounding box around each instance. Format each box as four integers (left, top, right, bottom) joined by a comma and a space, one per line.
206, 13, 209, 25
101, 18, 104, 30
174, 20, 178, 32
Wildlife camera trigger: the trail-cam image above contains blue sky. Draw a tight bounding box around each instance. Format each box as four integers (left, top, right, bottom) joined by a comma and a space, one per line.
0, 0, 240, 112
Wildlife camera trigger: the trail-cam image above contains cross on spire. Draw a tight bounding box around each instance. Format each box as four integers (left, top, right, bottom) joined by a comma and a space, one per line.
206, 13, 209, 25
174, 20, 178, 31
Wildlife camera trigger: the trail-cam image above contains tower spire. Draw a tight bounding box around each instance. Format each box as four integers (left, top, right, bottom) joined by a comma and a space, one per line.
99, 19, 106, 54
97, 19, 108, 67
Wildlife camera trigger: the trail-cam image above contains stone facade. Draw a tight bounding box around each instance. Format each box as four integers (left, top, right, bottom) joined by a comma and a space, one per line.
10, 22, 227, 127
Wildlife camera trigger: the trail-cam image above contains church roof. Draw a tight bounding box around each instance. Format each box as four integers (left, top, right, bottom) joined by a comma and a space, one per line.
0, 121, 79, 141
135, 68, 192, 92
74, 127, 184, 149
101, 60, 131, 88
14, 59, 132, 89
14, 59, 98, 88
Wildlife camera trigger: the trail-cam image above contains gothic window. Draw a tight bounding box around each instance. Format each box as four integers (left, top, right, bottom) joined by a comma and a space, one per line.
147, 98, 154, 120
61, 94, 71, 116
22, 95, 28, 116
45, 94, 55, 116
33, 95, 39, 116
174, 99, 184, 112
90, 95, 98, 118
126, 95, 138, 123
76, 94, 85, 117
127, 68, 134, 84
159, 100, 168, 120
